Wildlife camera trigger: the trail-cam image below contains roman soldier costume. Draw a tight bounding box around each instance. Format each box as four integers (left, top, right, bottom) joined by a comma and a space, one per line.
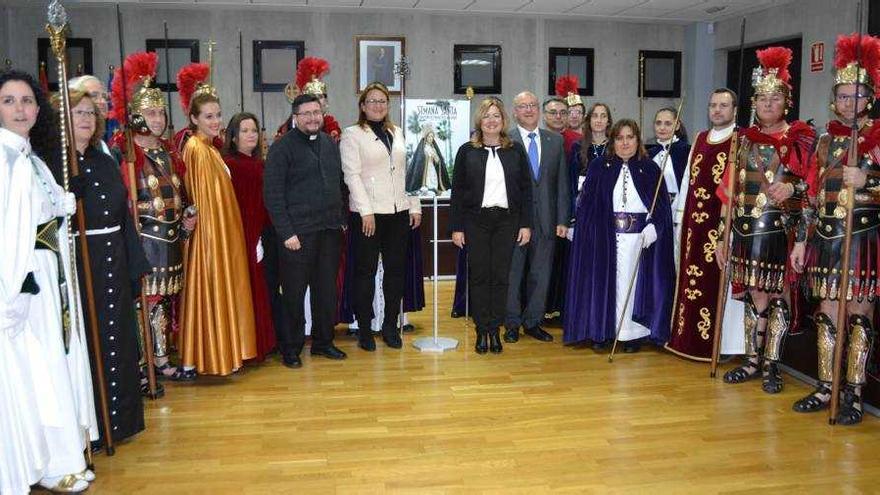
109, 51, 190, 380
718, 46, 816, 393
793, 33, 880, 425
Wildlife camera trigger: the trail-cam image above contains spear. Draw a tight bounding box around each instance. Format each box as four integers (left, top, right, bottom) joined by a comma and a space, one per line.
710, 17, 747, 378
238, 30, 245, 114
46, 0, 115, 455
829, 0, 865, 426
163, 21, 174, 135
609, 96, 685, 362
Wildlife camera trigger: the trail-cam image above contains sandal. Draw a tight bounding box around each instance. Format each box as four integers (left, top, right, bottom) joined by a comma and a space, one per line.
836, 384, 864, 425
38, 474, 89, 493
761, 362, 783, 394
154, 361, 178, 380
792, 383, 831, 413
170, 367, 197, 382
723, 357, 762, 383
140, 379, 165, 398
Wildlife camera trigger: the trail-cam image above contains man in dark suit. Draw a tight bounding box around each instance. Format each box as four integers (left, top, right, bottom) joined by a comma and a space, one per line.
505, 91, 571, 343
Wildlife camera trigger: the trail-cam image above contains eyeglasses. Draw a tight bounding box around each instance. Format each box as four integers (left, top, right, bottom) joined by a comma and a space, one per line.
365, 99, 388, 105
73, 109, 97, 119
295, 110, 323, 118
568, 109, 584, 116
515, 103, 539, 110
546, 110, 569, 117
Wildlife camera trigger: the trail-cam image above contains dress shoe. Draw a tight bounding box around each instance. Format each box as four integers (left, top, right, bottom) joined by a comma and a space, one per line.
503, 327, 520, 343
488, 328, 503, 354
282, 354, 303, 368
451, 309, 462, 318
623, 341, 641, 353
382, 332, 403, 349
357, 332, 376, 351
401, 323, 415, 333
524, 326, 553, 342
475, 330, 489, 354
310, 345, 347, 360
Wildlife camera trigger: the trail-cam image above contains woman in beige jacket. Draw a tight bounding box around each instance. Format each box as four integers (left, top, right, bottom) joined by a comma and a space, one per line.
340, 82, 421, 351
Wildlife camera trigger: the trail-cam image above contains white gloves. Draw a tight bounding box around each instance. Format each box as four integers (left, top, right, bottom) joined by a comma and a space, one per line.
566, 226, 575, 241
641, 223, 657, 249
62, 192, 77, 216
256, 238, 264, 263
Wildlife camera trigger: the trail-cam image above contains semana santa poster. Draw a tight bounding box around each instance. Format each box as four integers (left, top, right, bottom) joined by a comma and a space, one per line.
403, 98, 471, 197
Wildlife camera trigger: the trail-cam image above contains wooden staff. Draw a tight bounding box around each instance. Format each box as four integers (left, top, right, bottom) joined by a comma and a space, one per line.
163, 21, 175, 135
638, 53, 645, 132
115, 4, 160, 399
238, 30, 245, 114
710, 17, 747, 377
46, 0, 115, 455
609, 96, 685, 362
829, 0, 865, 425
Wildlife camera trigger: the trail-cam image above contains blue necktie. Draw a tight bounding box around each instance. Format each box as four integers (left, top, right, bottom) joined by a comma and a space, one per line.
527, 132, 539, 180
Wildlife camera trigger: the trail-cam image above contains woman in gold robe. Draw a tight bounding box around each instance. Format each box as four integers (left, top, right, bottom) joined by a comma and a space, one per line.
174, 63, 256, 379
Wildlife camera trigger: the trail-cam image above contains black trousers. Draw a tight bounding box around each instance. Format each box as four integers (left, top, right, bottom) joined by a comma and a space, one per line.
467, 207, 518, 332
277, 228, 341, 356
262, 225, 289, 351
351, 211, 410, 334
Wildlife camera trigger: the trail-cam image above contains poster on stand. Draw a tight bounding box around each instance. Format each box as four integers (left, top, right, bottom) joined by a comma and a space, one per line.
403, 98, 471, 198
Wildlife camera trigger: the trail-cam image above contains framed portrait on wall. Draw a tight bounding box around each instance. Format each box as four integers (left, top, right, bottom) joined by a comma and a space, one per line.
548, 47, 594, 96
453, 44, 501, 95
253, 40, 305, 92
37, 37, 93, 91
638, 50, 682, 98
355, 35, 405, 94
145, 38, 200, 92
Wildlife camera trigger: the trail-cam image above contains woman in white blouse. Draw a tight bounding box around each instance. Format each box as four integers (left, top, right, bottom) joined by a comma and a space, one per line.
450, 97, 533, 355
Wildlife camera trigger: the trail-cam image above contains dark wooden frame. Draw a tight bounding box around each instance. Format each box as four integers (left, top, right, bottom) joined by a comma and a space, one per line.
253, 40, 305, 92
145, 38, 200, 92
454, 44, 502, 95
548, 47, 595, 96
355, 35, 405, 95
37, 37, 93, 91
725, 37, 802, 128
638, 50, 682, 98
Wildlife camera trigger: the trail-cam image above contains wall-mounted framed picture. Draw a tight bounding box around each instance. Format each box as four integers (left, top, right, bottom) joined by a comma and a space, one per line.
37, 37, 93, 91
145, 39, 200, 92
453, 44, 502, 95
253, 40, 305, 92
355, 35, 405, 94
638, 50, 682, 98
548, 47, 594, 96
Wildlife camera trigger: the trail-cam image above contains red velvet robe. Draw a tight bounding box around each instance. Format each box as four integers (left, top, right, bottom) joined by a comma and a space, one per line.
225, 151, 276, 360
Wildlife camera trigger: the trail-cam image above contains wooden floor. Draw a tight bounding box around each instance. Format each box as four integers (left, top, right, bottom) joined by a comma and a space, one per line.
77, 282, 878, 494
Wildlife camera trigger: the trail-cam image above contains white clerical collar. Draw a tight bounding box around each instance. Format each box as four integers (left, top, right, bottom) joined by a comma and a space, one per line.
709, 123, 736, 142
309, 134, 317, 141
0, 127, 31, 154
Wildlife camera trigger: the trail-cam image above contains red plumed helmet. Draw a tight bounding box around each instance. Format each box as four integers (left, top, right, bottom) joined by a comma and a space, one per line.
834, 32, 880, 92
177, 62, 211, 113
756, 46, 793, 87
555, 75, 579, 98
295, 57, 330, 95
109, 51, 159, 122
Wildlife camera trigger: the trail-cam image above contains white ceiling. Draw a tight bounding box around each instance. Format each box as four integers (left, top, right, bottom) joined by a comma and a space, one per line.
36, 0, 796, 23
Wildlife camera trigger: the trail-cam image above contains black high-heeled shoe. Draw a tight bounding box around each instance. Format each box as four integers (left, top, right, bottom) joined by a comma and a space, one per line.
475, 329, 488, 354
488, 328, 503, 354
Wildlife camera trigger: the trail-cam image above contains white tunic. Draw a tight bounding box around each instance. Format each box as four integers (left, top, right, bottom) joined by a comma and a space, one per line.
0, 128, 48, 494
0, 128, 97, 490
613, 162, 651, 342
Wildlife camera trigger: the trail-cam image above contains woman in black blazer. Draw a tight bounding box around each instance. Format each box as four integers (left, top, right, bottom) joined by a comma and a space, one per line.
450, 97, 533, 354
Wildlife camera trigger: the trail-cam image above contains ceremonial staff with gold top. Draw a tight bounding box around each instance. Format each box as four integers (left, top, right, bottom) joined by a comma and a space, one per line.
115, 3, 161, 399
829, 1, 865, 425
46, 0, 116, 455
608, 96, 685, 362
710, 18, 747, 377
638, 52, 645, 132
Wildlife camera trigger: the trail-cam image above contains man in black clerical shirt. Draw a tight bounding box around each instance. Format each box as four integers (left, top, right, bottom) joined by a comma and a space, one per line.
264, 94, 347, 368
